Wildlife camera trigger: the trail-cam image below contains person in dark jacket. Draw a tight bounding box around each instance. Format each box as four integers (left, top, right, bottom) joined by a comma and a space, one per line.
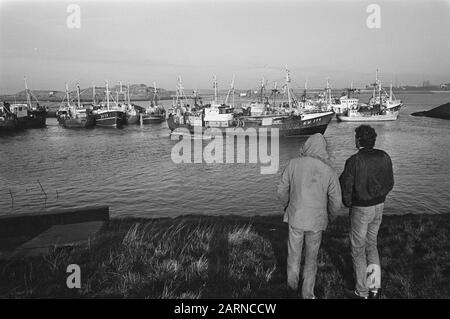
339, 125, 394, 299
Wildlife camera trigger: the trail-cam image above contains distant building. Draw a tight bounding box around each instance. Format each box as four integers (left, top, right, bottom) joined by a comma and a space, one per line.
422, 80, 431, 87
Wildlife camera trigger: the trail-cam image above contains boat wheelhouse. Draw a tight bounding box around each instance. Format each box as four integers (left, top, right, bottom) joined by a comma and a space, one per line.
9, 77, 47, 129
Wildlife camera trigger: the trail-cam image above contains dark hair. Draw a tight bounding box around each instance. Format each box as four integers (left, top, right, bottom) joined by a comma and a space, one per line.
355, 125, 377, 148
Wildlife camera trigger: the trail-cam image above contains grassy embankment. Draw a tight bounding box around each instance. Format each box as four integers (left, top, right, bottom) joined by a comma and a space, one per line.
0, 213, 449, 298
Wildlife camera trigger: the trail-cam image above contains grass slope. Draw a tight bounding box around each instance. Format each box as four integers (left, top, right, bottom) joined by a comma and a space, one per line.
0, 214, 449, 299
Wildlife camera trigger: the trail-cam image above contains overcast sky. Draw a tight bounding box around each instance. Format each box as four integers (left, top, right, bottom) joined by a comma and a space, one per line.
0, 0, 449, 93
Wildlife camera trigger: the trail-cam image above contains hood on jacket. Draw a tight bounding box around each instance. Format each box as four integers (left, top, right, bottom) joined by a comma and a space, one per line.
299, 133, 332, 166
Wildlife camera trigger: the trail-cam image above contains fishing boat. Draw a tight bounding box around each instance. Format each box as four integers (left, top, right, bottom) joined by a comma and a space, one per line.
8, 77, 47, 128
298, 81, 324, 112
202, 75, 235, 127
93, 81, 126, 128
327, 81, 360, 116
167, 76, 204, 133
167, 69, 334, 137
337, 70, 403, 122
0, 102, 19, 132
236, 70, 334, 136
241, 77, 269, 116
115, 82, 139, 125
57, 83, 95, 128
140, 82, 166, 124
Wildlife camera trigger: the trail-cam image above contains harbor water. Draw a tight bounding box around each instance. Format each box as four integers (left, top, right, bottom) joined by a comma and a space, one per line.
1, 93, 449, 217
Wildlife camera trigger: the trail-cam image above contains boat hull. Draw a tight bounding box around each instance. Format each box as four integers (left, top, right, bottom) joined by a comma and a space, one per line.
142, 115, 164, 124
336, 111, 399, 122
125, 114, 139, 125
94, 110, 126, 128
0, 117, 19, 131
167, 111, 334, 137
17, 110, 47, 128
61, 116, 95, 129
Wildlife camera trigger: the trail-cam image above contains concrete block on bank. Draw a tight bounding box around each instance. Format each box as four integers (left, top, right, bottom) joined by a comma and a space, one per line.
0, 205, 109, 238
9, 220, 105, 258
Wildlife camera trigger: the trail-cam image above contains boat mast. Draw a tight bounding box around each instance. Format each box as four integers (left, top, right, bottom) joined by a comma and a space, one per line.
326, 78, 331, 104
176, 76, 184, 108
92, 84, 96, 105
260, 77, 265, 104
224, 75, 235, 107
105, 80, 110, 111
120, 81, 123, 104
65, 83, 71, 107
232, 77, 235, 108
76, 83, 81, 109
389, 82, 393, 102
271, 81, 278, 107
213, 75, 218, 105
193, 90, 198, 106
350, 80, 354, 98
302, 80, 308, 103
116, 81, 122, 106
286, 68, 292, 109
24, 77, 32, 108
372, 70, 376, 102
127, 83, 131, 105
377, 69, 382, 107
153, 82, 158, 106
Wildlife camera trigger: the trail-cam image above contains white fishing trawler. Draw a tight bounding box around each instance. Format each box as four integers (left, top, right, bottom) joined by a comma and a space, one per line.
337, 70, 403, 122
203, 75, 235, 128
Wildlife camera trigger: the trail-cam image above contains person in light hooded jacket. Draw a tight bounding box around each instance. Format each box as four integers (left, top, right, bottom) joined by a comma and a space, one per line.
277, 133, 342, 299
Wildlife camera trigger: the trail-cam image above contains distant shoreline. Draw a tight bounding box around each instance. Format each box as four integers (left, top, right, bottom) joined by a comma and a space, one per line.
2, 90, 449, 104
0, 97, 174, 103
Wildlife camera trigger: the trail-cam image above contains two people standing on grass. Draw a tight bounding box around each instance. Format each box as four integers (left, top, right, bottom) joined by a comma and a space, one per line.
277, 125, 394, 299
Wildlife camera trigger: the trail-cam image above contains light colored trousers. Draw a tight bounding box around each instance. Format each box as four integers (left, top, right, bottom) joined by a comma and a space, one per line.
287, 225, 322, 299
350, 203, 384, 297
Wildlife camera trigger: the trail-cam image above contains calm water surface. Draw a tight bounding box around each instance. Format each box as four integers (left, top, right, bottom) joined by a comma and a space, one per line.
1, 93, 449, 217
